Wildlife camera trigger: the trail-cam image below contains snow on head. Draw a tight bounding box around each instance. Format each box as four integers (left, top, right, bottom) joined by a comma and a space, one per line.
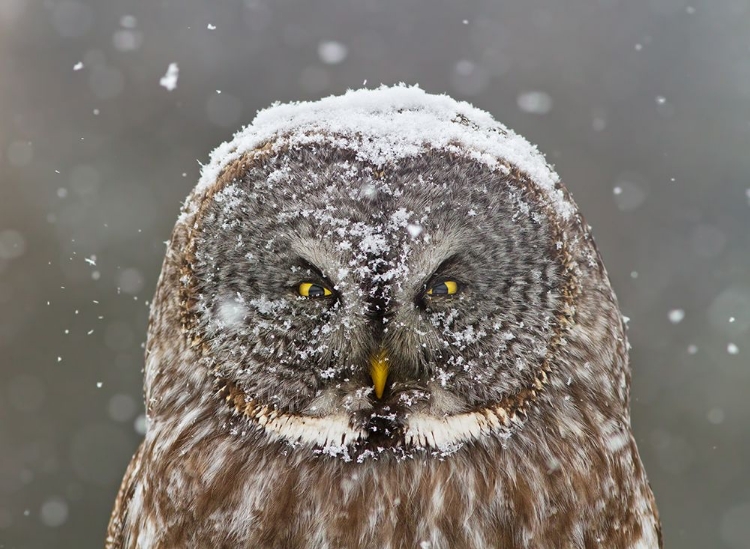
188, 84, 573, 221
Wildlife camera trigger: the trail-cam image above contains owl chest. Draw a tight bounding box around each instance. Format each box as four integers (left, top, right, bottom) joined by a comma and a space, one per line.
137, 444, 658, 549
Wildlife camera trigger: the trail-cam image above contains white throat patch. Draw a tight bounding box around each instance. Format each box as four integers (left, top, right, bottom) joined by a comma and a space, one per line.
222, 383, 534, 459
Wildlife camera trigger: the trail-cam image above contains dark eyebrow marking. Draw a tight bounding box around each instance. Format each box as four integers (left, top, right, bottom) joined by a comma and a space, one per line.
292, 257, 334, 286
424, 254, 462, 285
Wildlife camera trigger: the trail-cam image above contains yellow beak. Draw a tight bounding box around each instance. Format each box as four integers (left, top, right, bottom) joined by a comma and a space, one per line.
370, 350, 390, 399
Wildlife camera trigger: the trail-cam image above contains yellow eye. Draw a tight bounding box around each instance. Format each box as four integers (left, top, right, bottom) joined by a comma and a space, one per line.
427, 280, 459, 296
298, 282, 333, 298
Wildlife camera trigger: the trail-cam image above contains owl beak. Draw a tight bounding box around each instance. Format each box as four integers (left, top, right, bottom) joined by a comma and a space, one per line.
370, 350, 390, 399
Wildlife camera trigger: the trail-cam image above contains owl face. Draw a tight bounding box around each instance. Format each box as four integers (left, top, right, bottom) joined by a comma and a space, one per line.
186, 145, 568, 457
111, 87, 661, 549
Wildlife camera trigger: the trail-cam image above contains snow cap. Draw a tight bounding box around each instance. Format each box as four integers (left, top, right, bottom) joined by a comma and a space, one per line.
191, 84, 574, 220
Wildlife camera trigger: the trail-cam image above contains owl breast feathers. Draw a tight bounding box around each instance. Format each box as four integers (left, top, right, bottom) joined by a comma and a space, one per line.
107, 85, 661, 549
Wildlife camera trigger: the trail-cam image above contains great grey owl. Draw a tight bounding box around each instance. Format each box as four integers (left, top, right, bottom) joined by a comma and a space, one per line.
107, 85, 661, 548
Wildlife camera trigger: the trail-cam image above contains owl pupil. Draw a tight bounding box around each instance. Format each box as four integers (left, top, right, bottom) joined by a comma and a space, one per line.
431, 282, 449, 295
307, 284, 326, 297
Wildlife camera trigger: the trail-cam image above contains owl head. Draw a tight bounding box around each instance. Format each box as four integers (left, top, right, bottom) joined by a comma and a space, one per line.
145, 85, 628, 460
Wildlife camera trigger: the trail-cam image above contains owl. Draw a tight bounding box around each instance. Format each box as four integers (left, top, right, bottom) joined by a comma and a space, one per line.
107, 85, 661, 548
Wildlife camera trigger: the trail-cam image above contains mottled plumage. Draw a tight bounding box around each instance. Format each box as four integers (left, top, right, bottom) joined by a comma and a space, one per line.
108, 86, 661, 548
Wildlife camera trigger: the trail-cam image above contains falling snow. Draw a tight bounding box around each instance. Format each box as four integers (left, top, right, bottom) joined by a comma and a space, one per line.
317, 41, 348, 64
3, 9, 747, 547
159, 63, 179, 91
516, 91, 553, 115
668, 309, 685, 324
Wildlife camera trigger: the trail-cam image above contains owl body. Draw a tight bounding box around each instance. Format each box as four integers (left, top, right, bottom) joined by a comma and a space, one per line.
108, 86, 661, 548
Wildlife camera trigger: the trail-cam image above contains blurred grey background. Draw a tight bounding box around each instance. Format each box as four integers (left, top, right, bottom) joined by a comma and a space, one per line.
0, 0, 748, 547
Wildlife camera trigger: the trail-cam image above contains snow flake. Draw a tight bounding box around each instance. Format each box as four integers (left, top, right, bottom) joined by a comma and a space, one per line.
317, 41, 348, 64
517, 91, 552, 115
707, 408, 724, 424
217, 298, 248, 328
406, 224, 423, 238
668, 309, 685, 324
40, 497, 68, 527
120, 15, 137, 28
159, 63, 179, 91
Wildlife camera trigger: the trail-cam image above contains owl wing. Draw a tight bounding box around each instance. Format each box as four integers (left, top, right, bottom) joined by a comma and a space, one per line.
105, 441, 145, 549
649, 483, 664, 548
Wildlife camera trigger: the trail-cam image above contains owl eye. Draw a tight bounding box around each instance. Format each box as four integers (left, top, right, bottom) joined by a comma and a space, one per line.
427, 280, 459, 296
298, 282, 333, 298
